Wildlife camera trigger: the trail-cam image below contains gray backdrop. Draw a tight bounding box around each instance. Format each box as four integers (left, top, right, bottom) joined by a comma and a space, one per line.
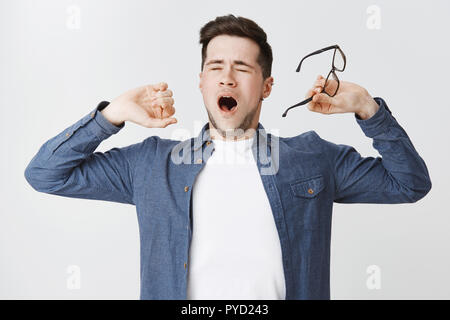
1, 0, 448, 299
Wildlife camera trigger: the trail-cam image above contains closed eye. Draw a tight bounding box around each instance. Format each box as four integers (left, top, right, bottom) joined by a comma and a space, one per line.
210, 68, 248, 72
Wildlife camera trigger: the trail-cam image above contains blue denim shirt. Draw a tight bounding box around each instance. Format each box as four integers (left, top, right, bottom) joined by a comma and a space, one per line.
24, 97, 431, 299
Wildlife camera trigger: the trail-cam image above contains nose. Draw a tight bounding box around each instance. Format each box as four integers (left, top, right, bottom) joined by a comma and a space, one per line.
219, 67, 237, 87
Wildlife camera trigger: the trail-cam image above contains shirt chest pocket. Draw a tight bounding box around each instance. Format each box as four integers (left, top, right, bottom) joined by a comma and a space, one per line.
289, 175, 325, 230
290, 175, 325, 198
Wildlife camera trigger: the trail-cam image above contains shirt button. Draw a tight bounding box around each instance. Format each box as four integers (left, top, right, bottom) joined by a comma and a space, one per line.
184, 186, 189, 192
184, 263, 187, 269
65, 132, 71, 137
308, 188, 314, 194
206, 141, 211, 146
196, 158, 202, 164
90, 112, 95, 118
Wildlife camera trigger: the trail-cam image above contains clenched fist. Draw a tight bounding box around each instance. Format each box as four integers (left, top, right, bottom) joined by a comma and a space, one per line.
101, 82, 177, 128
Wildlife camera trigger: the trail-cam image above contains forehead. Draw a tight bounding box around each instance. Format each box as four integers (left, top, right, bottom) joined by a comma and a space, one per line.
205, 35, 260, 64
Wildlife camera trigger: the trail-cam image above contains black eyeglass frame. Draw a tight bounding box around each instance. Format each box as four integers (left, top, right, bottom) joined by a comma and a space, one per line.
282, 45, 347, 117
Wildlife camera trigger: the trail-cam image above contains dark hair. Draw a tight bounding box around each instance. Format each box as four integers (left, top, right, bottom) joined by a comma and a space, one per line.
199, 14, 273, 80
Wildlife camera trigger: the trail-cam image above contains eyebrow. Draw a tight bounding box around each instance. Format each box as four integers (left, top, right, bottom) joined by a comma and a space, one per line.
205, 59, 255, 70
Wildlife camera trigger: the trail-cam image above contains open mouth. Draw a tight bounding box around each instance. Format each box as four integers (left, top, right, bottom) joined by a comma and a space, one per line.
218, 96, 238, 113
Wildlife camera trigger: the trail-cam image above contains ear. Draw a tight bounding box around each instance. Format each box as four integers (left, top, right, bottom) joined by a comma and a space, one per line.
262, 76, 274, 99
199, 72, 203, 91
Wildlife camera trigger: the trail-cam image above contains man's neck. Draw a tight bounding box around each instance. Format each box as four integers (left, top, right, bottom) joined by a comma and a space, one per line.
209, 125, 257, 142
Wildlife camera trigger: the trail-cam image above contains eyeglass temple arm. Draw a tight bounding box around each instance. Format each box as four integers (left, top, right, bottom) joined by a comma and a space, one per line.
282, 96, 313, 117
295, 45, 340, 72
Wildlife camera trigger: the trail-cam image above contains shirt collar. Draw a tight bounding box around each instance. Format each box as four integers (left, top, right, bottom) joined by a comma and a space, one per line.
176, 122, 276, 175
193, 122, 269, 152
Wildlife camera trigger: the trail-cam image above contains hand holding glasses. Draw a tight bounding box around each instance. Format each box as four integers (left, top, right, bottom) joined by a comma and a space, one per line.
282, 45, 347, 117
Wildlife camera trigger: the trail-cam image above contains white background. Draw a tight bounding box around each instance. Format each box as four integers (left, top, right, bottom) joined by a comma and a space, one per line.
1, 0, 449, 299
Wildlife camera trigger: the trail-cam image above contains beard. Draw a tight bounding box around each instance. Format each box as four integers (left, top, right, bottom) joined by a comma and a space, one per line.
206, 103, 260, 140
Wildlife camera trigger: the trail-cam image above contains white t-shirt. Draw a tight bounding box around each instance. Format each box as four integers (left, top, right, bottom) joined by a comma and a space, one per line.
186, 135, 286, 300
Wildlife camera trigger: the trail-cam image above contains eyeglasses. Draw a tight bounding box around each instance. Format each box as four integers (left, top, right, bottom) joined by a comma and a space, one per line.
282, 45, 346, 117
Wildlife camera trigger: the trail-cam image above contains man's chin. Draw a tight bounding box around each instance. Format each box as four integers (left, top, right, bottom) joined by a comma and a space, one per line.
206, 107, 259, 139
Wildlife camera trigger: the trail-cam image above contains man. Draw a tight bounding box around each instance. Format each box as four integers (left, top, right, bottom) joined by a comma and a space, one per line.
24, 14, 432, 300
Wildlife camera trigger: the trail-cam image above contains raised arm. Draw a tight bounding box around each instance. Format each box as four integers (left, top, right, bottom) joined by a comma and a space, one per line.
306, 75, 431, 204
24, 82, 177, 205
318, 97, 432, 203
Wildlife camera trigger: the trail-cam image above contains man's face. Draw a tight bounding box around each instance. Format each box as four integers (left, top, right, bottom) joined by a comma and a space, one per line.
199, 35, 273, 140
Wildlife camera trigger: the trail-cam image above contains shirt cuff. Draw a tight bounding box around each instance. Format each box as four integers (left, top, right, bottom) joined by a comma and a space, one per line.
76, 101, 125, 141
93, 101, 125, 134
355, 97, 394, 138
